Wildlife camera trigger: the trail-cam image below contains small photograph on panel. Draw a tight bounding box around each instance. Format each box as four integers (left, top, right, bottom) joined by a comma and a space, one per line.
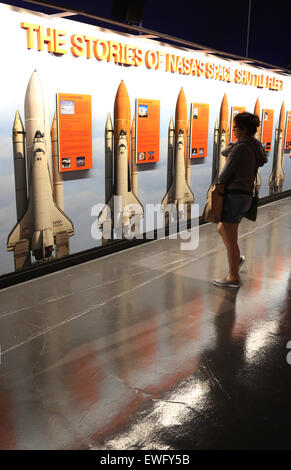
199, 148, 204, 156
62, 157, 71, 168
139, 104, 148, 118
192, 147, 197, 156
193, 108, 198, 119
264, 112, 269, 121
60, 100, 75, 115
76, 156, 86, 167
138, 152, 146, 161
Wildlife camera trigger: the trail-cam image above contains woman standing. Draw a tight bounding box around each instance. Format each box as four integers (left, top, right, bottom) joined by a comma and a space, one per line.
213, 112, 267, 288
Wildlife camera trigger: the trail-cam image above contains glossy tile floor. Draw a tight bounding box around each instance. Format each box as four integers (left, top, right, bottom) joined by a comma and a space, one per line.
0, 197, 291, 450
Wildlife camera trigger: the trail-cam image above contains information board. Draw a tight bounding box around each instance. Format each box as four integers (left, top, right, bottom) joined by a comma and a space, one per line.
230, 106, 246, 142
57, 93, 92, 172
285, 111, 291, 150
189, 103, 209, 158
135, 99, 160, 164
261, 109, 274, 151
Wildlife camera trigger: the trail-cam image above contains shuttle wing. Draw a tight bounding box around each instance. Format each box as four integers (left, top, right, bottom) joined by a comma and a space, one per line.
98, 191, 143, 228
7, 209, 34, 251
7, 200, 74, 251
52, 203, 74, 236
122, 191, 144, 218
161, 181, 194, 208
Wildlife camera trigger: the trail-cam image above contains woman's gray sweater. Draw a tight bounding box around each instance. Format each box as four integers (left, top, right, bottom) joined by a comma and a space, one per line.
218, 136, 267, 193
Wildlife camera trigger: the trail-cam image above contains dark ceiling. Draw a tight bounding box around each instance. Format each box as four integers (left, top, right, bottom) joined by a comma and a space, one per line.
4, 0, 291, 70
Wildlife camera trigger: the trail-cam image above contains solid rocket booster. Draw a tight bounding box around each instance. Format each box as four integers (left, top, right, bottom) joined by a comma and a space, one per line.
99, 130, 143, 228
276, 101, 286, 189
51, 112, 64, 211
131, 114, 138, 196
268, 122, 279, 195
167, 115, 174, 192
7, 131, 74, 261
217, 93, 229, 175
270, 101, 285, 193
12, 111, 28, 221
24, 70, 51, 186
254, 98, 262, 192
162, 130, 194, 211
175, 88, 187, 160
114, 81, 131, 191
212, 118, 219, 183
254, 98, 262, 141
105, 112, 113, 203
186, 118, 191, 186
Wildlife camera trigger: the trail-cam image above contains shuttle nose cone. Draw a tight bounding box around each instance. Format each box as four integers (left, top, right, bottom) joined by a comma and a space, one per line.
25, 70, 43, 104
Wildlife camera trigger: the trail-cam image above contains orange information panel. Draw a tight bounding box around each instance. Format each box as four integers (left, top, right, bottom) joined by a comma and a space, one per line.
190, 103, 209, 158
135, 99, 160, 164
285, 111, 291, 150
261, 109, 274, 151
230, 106, 246, 142
57, 93, 92, 172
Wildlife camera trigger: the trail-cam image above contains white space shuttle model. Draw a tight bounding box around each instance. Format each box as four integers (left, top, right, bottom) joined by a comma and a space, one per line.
7, 70, 74, 270
98, 81, 143, 238
162, 129, 194, 212
98, 130, 143, 234
162, 88, 194, 223
269, 101, 286, 194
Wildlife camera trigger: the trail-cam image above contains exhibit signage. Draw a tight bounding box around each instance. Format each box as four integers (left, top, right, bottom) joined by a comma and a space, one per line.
230, 106, 246, 142
57, 93, 92, 172
20, 22, 283, 91
135, 99, 160, 164
261, 109, 274, 151
285, 111, 291, 150
189, 103, 209, 158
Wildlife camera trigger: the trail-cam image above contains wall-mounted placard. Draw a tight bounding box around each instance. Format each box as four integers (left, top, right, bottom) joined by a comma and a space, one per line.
285, 111, 291, 150
57, 93, 92, 172
135, 99, 160, 164
189, 103, 209, 158
261, 109, 274, 151
230, 106, 246, 142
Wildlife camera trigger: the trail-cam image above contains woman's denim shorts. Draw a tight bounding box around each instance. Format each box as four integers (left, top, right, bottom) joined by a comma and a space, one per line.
220, 192, 253, 224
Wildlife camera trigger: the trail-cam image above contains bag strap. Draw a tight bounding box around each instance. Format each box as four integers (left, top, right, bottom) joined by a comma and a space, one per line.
253, 178, 258, 198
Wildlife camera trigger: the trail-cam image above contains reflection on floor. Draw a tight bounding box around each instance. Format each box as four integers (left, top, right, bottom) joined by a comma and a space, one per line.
0, 197, 291, 450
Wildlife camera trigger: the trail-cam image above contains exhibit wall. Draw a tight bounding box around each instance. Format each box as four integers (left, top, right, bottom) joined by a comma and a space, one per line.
0, 2, 291, 276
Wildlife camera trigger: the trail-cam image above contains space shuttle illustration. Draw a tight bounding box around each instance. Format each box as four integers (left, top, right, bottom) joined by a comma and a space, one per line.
98, 81, 143, 237
212, 93, 229, 182
254, 97, 262, 193
162, 88, 194, 217
7, 70, 74, 270
217, 93, 229, 180
269, 101, 286, 195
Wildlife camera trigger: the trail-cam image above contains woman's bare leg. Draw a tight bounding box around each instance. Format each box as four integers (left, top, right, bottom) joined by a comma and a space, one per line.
217, 222, 240, 281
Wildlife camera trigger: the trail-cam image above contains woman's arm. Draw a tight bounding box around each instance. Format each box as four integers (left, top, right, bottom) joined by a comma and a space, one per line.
218, 144, 244, 184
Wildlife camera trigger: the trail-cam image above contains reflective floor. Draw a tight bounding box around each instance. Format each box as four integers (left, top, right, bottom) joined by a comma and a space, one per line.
0, 197, 291, 450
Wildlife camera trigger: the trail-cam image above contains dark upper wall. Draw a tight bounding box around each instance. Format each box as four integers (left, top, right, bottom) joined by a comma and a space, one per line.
3, 0, 291, 68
